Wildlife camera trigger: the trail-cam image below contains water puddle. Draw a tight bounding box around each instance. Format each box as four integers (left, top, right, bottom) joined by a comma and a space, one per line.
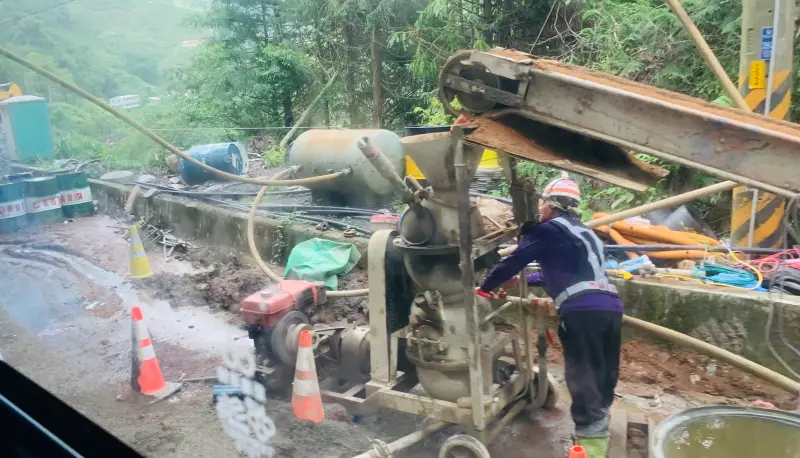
664, 415, 800, 458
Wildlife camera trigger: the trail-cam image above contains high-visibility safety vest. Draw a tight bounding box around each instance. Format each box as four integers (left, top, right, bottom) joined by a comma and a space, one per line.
546, 216, 618, 308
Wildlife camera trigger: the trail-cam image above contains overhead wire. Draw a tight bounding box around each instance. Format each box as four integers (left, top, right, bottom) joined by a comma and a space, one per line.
0, 45, 347, 187
0, 0, 77, 25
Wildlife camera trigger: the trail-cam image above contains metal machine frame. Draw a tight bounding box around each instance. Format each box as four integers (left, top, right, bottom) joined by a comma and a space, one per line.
321, 129, 555, 457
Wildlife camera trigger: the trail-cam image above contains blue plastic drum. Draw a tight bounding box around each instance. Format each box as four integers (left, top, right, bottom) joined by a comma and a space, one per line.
179, 142, 249, 185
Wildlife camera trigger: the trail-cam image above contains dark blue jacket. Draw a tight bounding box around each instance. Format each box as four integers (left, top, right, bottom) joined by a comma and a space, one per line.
480, 217, 623, 316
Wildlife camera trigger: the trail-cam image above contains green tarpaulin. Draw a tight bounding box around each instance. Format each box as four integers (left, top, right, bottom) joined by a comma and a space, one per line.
284, 238, 361, 290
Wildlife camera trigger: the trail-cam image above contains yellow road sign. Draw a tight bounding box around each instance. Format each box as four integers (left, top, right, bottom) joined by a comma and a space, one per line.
749, 61, 765, 89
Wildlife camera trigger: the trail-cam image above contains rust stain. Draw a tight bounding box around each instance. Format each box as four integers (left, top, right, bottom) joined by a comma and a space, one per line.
478, 49, 800, 139
461, 115, 668, 190
487, 48, 535, 62
531, 58, 800, 138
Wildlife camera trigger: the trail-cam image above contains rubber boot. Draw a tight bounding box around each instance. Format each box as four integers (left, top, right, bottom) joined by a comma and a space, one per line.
576, 437, 608, 458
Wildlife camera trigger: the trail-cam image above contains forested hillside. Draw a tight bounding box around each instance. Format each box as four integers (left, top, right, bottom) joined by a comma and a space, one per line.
0, 0, 202, 99
1, 0, 799, 219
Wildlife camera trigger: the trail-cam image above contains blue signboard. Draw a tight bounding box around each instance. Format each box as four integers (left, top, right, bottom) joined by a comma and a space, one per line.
761, 26, 773, 60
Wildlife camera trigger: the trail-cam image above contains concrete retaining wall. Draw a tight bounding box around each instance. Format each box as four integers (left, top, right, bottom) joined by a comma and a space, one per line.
90, 179, 800, 377
89, 179, 369, 267
617, 279, 800, 377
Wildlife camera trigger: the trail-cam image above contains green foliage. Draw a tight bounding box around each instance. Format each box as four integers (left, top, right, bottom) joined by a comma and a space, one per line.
178, 43, 314, 129
411, 96, 459, 125
263, 147, 286, 168
0, 0, 199, 99
571, 0, 741, 101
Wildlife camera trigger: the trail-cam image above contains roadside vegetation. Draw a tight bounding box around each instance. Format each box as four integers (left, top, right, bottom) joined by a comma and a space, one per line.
0, 0, 785, 231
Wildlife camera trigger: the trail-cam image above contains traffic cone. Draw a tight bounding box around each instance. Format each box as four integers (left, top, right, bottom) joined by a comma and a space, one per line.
568, 445, 588, 458
131, 306, 181, 401
129, 225, 153, 279
291, 329, 324, 423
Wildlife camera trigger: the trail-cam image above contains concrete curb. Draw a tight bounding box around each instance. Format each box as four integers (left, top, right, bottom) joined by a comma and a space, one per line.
616, 278, 800, 377
89, 179, 800, 377
89, 179, 369, 267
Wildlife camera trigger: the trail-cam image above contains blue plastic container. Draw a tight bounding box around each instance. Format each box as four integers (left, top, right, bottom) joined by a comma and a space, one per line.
179, 142, 249, 185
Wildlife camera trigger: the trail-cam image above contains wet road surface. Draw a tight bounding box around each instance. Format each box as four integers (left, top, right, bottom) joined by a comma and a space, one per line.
0, 215, 578, 457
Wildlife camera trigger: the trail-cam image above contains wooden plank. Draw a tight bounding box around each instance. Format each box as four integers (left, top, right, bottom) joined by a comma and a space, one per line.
609, 407, 628, 458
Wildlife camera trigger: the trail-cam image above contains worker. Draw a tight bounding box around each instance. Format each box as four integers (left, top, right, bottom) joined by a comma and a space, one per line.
477, 176, 623, 458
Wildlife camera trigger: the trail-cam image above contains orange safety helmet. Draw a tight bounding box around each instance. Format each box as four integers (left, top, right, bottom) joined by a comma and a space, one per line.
542, 176, 581, 208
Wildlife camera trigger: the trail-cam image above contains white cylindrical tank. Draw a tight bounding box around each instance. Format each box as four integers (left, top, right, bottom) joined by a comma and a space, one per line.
286, 130, 405, 204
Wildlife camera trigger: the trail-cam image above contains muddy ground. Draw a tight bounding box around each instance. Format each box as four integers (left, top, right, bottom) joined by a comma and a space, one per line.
0, 214, 796, 458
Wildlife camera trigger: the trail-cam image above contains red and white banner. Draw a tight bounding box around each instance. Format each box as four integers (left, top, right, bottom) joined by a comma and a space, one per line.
60, 187, 92, 207
0, 199, 26, 219
25, 194, 61, 213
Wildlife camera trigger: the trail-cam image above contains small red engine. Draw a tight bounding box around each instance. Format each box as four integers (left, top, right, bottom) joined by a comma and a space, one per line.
240, 279, 326, 328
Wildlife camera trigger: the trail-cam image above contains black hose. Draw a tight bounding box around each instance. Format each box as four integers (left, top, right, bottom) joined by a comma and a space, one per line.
470, 191, 512, 204
137, 182, 311, 197
139, 183, 391, 216
257, 204, 397, 217
605, 244, 786, 254
206, 198, 372, 236
260, 211, 371, 236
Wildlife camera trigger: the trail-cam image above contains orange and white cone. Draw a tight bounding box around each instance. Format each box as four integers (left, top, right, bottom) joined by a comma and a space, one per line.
291, 329, 324, 423
568, 445, 588, 458
131, 306, 181, 401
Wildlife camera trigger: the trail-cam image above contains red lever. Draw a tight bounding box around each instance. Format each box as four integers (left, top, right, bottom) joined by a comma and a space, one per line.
545, 328, 556, 346
475, 289, 494, 299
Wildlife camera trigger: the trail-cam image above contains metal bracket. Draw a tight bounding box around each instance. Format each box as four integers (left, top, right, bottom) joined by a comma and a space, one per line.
442, 75, 525, 107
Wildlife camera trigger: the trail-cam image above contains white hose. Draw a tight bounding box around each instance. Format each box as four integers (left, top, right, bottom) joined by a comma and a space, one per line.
246, 169, 369, 297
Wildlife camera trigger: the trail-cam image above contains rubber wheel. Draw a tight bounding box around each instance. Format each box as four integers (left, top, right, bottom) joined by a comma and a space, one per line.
439, 435, 491, 458
270, 310, 309, 365
253, 333, 294, 396
262, 364, 294, 396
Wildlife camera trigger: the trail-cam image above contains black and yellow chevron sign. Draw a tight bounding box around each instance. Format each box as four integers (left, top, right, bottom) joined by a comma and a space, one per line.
732, 69, 789, 248
738, 70, 792, 118
731, 187, 786, 248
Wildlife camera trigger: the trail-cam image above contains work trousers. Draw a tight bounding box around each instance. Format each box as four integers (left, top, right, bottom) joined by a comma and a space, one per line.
557, 310, 622, 438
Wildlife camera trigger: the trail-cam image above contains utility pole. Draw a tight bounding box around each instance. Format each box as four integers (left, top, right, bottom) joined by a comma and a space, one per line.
731, 0, 798, 248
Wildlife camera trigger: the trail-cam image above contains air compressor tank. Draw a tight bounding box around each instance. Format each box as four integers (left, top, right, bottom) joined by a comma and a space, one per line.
285, 129, 405, 206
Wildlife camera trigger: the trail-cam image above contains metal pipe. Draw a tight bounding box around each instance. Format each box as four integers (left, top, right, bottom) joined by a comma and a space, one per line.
279, 70, 339, 149
356, 136, 414, 203
481, 301, 516, 325
351, 421, 450, 458
604, 245, 785, 254
663, 0, 750, 110
500, 180, 738, 256
476, 227, 511, 241
454, 130, 487, 430
748, 188, 759, 248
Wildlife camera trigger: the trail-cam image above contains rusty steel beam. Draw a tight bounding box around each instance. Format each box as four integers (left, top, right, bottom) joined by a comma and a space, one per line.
442, 50, 800, 195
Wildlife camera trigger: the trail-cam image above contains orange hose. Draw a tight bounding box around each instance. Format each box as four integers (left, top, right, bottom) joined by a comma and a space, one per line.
594, 224, 639, 259
647, 250, 720, 260
682, 231, 722, 246
612, 221, 712, 246
622, 235, 661, 245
